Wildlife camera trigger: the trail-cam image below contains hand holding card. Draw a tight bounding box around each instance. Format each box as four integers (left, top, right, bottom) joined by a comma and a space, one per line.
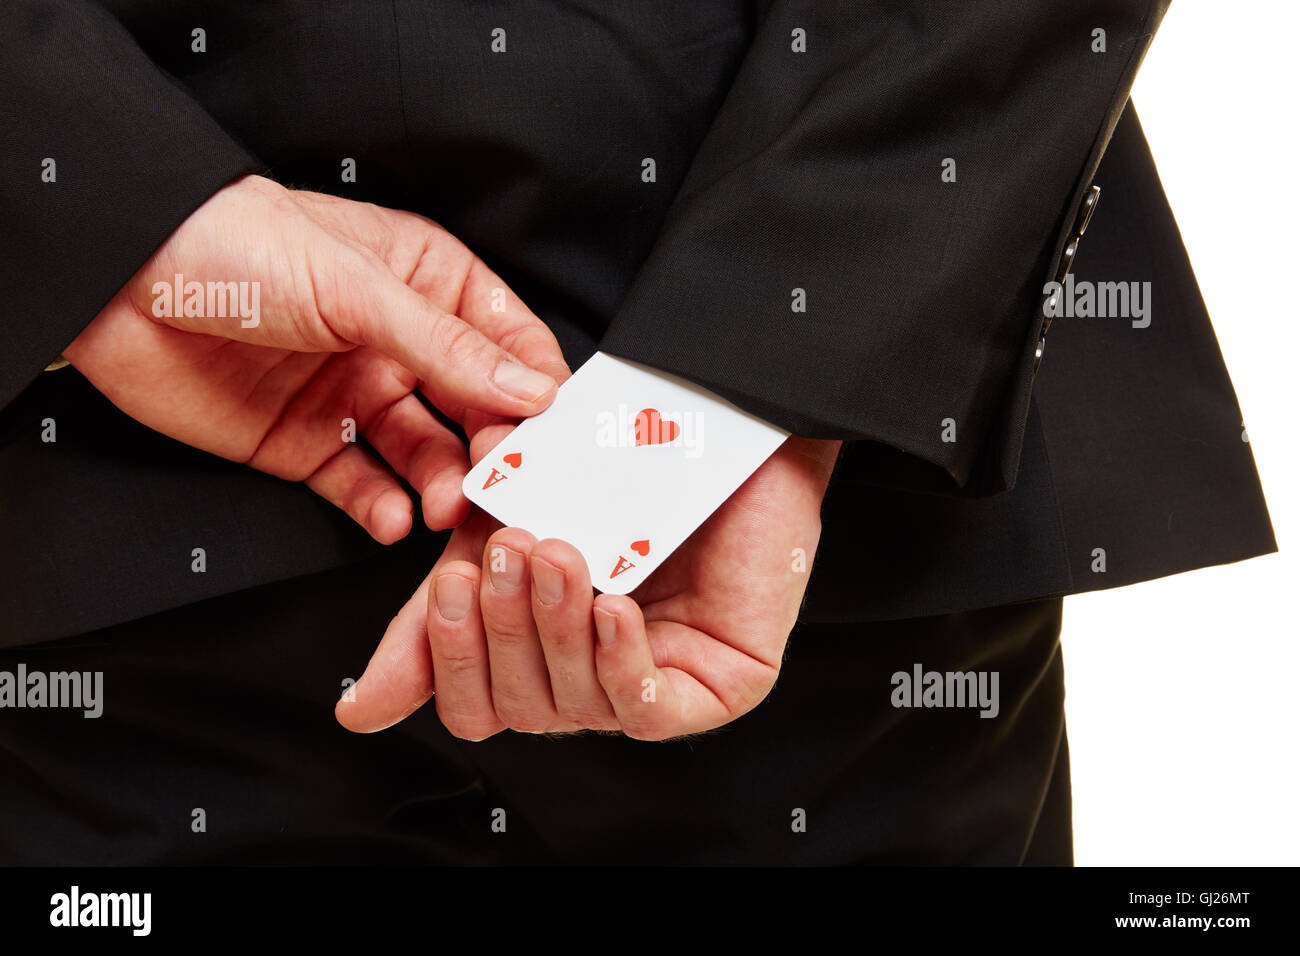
462, 351, 790, 594
339, 351, 834, 742
339, 429, 842, 741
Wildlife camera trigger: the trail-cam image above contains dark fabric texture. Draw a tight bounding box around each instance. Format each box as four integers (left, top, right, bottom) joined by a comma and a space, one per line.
0, 0, 1275, 646
1031, 109, 1279, 594
801, 111, 1279, 621
600, 0, 1165, 495
0, 535, 1071, 865
0, 0, 261, 411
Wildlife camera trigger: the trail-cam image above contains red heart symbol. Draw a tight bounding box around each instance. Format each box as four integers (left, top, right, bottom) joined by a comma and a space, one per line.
630, 539, 650, 556
634, 408, 680, 446
502, 452, 522, 468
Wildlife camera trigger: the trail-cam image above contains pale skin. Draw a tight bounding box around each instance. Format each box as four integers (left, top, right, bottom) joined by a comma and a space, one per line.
66, 172, 841, 740
336, 433, 841, 740
64, 174, 567, 540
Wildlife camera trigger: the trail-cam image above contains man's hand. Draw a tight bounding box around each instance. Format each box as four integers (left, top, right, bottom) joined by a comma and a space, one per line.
337, 436, 841, 738
63, 175, 568, 541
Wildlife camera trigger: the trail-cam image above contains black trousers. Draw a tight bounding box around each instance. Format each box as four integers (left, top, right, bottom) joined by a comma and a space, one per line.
0, 536, 1070, 865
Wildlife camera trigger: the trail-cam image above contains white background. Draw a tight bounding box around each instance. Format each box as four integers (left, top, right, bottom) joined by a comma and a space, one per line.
1061, 3, 1298, 865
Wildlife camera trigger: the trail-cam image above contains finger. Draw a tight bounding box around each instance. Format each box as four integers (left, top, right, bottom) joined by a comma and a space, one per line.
294, 196, 571, 390
412, 262, 570, 430
335, 572, 435, 733
442, 508, 503, 563
247, 348, 414, 481
364, 393, 472, 530
592, 595, 734, 740
402, 235, 571, 386
243, 346, 464, 534
479, 528, 560, 733
319, 249, 559, 421
466, 420, 519, 468
455, 258, 571, 383
305, 444, 413, 545
530, 540, 617, 730
427, 561, 503, 741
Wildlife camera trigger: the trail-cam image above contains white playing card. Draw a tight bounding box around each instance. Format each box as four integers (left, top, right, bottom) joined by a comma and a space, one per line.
462, 351, 789, 594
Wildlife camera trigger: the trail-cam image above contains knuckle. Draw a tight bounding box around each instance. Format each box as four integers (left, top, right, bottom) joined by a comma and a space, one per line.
620, 719, 671, 742
596, 667, 641, 704
442, 716, 502, 742
329, 245, 374, 287
432, 649, 485, 680
492, 693, 554, 734
498, 323, 553, 359
430, 315, 488, 368
502, 713, 554, 735
557, 705, 616, 730
434, 701, 500, 742
734, 663, 781, 709
310, 248, 376, 335
263, 184, 301, 218
483, 616, 535, 649
538, 625, 586, 653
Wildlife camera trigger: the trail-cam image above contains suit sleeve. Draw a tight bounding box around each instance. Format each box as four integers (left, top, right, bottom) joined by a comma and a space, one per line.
598, 0, 1168, 495
0, 0, 261, 410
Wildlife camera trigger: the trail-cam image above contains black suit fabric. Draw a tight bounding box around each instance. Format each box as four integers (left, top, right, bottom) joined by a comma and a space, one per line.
0, 1, 1276, 865
0, 1, 1273, 643
0, 534, 1070, 865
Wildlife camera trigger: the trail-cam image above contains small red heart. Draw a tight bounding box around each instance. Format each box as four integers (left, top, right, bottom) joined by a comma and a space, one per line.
502, 452, 522, 468
634, 408, 680, 446
630, 539, 650, 556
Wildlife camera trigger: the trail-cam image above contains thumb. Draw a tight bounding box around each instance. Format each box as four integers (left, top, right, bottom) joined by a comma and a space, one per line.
336, 514, 499, 733
321, 249, 560, 419
336, 571, 435, 733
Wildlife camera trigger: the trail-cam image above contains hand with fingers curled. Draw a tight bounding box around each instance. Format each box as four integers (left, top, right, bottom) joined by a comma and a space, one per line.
64, 173, 569, 541
73, 172, 842, 741
338, 435, 842, 741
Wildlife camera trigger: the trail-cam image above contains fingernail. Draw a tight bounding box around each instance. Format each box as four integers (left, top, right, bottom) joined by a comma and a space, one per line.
531, 557, 566, 606
434, 574, 474, 622
493, 361, 555, 402
593, 607, 618, 647
488, 545, 524, 593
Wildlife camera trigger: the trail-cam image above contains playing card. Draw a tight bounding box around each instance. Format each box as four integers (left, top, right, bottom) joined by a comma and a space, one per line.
462, 351, 790, 594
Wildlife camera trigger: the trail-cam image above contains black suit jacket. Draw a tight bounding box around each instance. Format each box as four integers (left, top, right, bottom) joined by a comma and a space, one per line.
0, 0, 1274, 644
